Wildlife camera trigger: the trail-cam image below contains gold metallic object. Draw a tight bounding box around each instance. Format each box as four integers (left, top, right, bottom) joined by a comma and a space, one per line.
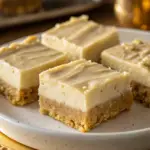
0, 132, 34, 150
115, 0, 150, 30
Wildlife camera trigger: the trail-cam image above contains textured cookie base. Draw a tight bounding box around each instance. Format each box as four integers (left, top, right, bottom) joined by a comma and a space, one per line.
39, 91, 133, 132
131, 82, 150, 107
0, 78, 38, 106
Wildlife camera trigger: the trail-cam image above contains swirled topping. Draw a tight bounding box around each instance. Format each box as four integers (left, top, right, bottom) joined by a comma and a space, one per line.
112, 40, 150, 65
42, 59, 128, 92
0, 36, 66, 69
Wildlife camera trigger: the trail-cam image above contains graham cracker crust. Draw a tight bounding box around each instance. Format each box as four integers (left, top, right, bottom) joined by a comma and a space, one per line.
0, 78, 38, 106
131, 81, 150, 107
39, 91, 133, 132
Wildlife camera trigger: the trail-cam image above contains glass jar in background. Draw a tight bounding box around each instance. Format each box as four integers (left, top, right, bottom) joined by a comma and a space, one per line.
115, 0, 150, 30
0, 0, 42, 16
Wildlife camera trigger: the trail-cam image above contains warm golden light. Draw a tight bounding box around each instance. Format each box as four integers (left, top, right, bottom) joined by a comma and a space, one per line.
142, 0, 150, 12
115, 0, 150, 30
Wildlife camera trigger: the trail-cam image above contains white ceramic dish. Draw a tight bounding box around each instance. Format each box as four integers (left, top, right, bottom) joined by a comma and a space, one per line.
0, 28, 150, 150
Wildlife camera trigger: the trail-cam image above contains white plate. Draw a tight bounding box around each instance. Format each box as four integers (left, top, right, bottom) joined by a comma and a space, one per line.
0, 28, 150, 150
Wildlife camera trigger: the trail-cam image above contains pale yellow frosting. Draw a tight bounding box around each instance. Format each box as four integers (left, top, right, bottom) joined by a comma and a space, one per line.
0, 36, 67, 89
1, 42, 65, 69
42, 15, 119, 62
39, 59, 130, 111
102, 40, 150, 87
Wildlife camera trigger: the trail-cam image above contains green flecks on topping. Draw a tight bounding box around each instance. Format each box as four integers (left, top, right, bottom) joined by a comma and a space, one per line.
140, 56, 150, 68
121, 43, 136, 51
132, 39, 143, 45
122, 40, 144, 52
121, 40, 144, 51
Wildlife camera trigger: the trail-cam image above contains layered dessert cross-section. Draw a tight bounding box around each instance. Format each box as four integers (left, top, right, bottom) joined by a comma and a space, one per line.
39, 59, 133, 132
0, 36, 68, 106
101, 40, 150, 106
41, 15, 119, 62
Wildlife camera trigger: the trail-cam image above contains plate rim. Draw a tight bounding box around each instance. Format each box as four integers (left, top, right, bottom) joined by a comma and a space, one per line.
1, 27, 150, 139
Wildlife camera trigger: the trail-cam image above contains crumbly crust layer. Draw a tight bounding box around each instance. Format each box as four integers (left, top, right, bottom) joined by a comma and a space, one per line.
0, 78, 38, 106
131, 82, 150, 107
39, 91, 133, 132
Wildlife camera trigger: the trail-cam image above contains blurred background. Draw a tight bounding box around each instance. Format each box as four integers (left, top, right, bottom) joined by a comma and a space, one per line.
0, 0, 150, 149
0, 0, 150, 45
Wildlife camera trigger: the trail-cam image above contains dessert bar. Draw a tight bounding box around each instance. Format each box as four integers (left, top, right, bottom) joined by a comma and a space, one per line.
0, 36, 68, 105
42, 15, 119, 62
39, 59, 132, 132
101, 40, 150, 106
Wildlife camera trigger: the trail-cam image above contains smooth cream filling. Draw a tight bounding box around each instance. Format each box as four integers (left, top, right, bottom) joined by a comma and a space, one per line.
0, 55, 67, 89
39, 80, 86, 111
39, 76, 130, 112
42, 30, 119, 62
42, 16, 119, 62
85, 75, 130, 110
102, 52, 150, 88
0, 61, 21, 89
41, 33, 82, 60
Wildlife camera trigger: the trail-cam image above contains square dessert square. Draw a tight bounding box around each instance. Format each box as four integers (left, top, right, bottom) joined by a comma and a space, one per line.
0, 36, 68, 106
39, 59, 133, 132
101, 40, 150, 106
41, 15, 119, 62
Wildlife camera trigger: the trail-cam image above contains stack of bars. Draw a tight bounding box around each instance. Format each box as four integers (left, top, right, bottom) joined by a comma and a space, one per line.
5, 15, 150, 132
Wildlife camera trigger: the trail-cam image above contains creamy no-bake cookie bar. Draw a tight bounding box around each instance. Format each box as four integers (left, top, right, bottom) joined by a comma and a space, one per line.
39, 59, 133, 132
41, 15, 119, 62
0, 36, 68, 105
101, 40, 150, 106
